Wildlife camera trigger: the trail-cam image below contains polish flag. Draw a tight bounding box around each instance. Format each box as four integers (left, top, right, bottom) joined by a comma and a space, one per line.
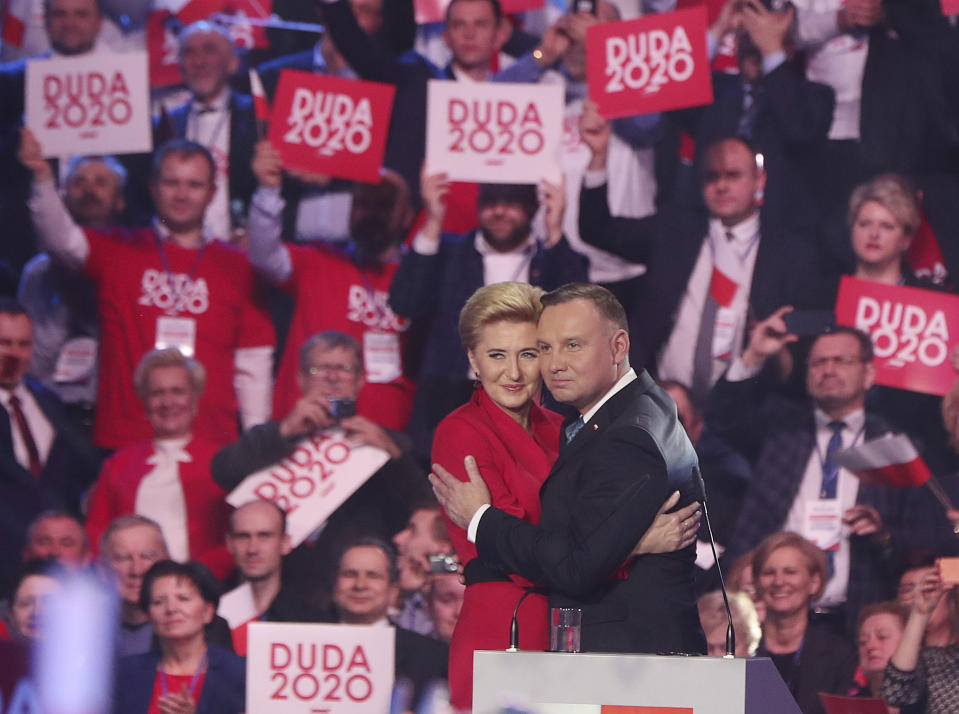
249, 68, 269, 122
217, 582, 258, 655
834, 434, 931, 488
1, 0, 30, 47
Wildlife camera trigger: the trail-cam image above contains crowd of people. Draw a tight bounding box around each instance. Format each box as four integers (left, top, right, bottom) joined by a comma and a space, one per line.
1, 0, 958, 712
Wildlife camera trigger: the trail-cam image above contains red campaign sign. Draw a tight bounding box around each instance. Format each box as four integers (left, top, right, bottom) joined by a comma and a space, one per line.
176, 0, 229, 24
834, 276, 959, 396
147, 11, 184, 88
268, 70, 395, 183
586, 7, 713, 119
414, 0, 543, 24
942, 0, 959, 16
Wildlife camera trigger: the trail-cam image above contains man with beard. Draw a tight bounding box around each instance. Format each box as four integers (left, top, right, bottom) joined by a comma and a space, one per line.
17, 155, 127, 427
248, 140, 418, 431
389, 171, 587, 456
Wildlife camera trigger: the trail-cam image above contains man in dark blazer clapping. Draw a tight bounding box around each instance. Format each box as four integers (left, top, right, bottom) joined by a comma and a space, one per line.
431, 283, 706, 655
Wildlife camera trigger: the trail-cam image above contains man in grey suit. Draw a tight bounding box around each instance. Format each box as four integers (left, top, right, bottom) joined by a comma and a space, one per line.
431, 283, 706, 654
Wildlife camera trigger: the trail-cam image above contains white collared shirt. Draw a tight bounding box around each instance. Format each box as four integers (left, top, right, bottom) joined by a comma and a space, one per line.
0, 383, 55, 471
186, 87, 231, 241
473, 230, 538, 286
580, 368, 638, 425
135, 437, 192, 561
783, 408, 866, 606
657, 212, 761, 388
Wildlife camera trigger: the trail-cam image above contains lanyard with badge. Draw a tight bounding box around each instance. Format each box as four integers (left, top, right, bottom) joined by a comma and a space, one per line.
153, 236, 207, 358
803, 424, 866, 553
356, 271, 402, 384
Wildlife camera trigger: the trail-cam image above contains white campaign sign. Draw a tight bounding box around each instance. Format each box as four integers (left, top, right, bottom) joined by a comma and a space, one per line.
226, 428, 390, 547
25, 51, 152, 157
246, 622, 394, 714
425, 80, 564, 184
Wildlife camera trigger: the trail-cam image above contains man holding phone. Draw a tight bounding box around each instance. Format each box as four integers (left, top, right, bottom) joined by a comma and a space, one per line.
211, 331, 430, 609
709, 314, 925, 634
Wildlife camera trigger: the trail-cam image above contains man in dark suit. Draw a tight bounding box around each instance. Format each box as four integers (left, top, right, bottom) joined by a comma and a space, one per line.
0, 298, 100, 593
332, 539, 449, 710
577, 123, 820, 401
710, 316, 926, 633
161, 21, 257, 242
666, 1, 835, 233
431, 284, 706, 654
389, 173, 588, 458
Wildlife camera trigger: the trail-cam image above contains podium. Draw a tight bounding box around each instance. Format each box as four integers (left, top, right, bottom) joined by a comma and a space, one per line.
473, 650, 801, 713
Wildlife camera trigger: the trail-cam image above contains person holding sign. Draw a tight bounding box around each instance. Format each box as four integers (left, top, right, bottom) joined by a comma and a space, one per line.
430, 283, 705, 710
248, 140, 417, 432
113, 560, 246, 714
211, 331, 429, 609
829, 174, 950, 460
20, 133, 276, 451
711, 318, 924, 635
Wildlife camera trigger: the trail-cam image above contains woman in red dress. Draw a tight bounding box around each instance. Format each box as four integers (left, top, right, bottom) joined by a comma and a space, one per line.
433, 283, 694, 711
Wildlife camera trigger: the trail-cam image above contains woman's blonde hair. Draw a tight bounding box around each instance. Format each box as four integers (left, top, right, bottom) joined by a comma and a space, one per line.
848, 173, 921, 238
458, 282, 546, 352
752, 531, 828, 602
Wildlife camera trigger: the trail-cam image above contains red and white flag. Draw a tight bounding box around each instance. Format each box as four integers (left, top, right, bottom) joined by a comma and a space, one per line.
249, 67, 269, 122
1, 0, 30, 48
834, 434, 931, 488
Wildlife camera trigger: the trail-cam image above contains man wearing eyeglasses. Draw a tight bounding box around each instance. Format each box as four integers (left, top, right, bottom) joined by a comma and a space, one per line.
708, 315, 925, 636
211, 330, 431, 608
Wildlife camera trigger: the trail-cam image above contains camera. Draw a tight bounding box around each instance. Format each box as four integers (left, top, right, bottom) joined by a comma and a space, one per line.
428, 553, 460, 574
328, 397, 357, 420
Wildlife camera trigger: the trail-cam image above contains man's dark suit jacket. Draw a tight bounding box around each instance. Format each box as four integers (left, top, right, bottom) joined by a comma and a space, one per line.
168, 92, 258, 222
708, 374, 922, 629
666, 60, 835, 231
0, 378, 101, 590
578, 183, 820, 373
475, 371, 707, 654
113, 645, 245, 714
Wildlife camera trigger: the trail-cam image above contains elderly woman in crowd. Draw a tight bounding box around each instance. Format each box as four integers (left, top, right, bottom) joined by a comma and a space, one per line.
881, 566, 959, 713
848, 601, 908, 705
753, 531, 857, 714
2, 559, 65, 641
431, 282, 697, 711
113, 560, 244, 714
697, 590, 762, 657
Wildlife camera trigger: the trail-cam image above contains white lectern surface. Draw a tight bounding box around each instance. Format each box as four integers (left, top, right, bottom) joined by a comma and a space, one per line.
473, 650, 801, 714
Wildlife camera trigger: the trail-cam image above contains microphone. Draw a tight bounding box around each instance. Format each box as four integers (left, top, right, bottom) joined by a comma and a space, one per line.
693, 466, 736, 658
507, 587, 537, 652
